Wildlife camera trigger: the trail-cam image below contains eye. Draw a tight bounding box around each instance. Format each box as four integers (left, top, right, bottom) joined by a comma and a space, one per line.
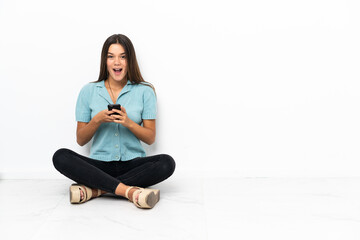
121, 55, 126, 59
107, 55, 113, 58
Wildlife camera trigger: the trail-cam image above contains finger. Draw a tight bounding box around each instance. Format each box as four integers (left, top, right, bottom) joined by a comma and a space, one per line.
112, 109, 122, 115
106, 116, 116, 122
108, 112, 117, 119
113, 119, 123, 124
120, 106, 126, 113
115, 114, 125, 121
106, 110, 115, 116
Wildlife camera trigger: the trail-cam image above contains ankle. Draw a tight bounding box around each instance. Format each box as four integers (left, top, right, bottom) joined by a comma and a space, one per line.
115, 183, 130, 197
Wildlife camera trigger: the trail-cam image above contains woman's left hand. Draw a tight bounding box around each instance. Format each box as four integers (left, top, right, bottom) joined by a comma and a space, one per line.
112, 106, 133, 128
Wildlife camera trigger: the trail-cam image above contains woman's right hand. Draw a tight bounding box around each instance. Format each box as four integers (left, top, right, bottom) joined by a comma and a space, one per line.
77, 109, 116, 146
93, 109, 117, 124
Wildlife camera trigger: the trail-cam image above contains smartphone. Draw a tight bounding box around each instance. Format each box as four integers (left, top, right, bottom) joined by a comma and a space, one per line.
108, 104, 121, 115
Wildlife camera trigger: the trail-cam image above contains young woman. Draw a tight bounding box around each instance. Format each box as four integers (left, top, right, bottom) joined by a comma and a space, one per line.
52, 34, 175, 209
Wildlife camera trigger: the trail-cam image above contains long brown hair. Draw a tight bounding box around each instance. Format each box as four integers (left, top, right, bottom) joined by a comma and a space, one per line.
95, 34, 154, 91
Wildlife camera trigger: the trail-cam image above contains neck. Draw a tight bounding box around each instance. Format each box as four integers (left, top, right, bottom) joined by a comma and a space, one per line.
107, 78, 127, 90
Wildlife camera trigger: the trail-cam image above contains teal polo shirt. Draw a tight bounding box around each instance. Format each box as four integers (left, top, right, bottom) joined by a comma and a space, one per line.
75, 80, 157, 161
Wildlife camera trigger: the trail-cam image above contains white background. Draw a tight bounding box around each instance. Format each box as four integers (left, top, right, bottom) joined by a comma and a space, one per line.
0, 0, 359, 178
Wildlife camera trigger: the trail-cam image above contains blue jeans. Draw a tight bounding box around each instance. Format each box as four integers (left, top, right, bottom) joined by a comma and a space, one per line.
52, 148, 176, 193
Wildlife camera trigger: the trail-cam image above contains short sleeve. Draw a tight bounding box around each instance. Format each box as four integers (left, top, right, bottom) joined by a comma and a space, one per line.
75, 84, 92, 122
142, 87, 157, 119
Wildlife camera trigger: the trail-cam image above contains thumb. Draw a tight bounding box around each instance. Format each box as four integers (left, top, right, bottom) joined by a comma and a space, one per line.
121, 106, 126, 113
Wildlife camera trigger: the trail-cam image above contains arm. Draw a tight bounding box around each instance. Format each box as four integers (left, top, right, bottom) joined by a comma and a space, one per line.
76, 109, 117, 146
76, 121, 100, 146
127, 119, 156, 145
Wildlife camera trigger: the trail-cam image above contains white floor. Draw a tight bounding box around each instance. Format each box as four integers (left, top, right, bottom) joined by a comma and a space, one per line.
1, 174, 360, 240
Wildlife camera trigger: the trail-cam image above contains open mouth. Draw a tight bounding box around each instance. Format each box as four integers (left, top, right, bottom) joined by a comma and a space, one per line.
113, 68, 123, 74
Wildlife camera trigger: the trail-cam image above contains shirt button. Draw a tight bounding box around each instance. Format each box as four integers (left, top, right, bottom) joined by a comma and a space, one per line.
115, 133, 119, 136
115, 155, 119, 159
115, 144, 119, 148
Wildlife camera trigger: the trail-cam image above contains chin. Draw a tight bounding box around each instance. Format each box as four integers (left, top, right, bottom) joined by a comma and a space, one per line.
110, 75, 126, 82
116, 77, 126, 82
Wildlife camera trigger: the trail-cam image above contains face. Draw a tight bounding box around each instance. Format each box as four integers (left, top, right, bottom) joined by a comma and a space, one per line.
106, 43, 128, 83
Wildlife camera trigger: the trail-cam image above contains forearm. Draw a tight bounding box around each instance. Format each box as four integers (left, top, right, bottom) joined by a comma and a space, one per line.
77, 119, 102, 146
126, 120, 155, 145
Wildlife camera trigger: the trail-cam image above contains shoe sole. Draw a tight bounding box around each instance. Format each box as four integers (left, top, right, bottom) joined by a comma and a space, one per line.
152, 189, 160, 203
144, 191, 157, 208
69, 185, 81, 203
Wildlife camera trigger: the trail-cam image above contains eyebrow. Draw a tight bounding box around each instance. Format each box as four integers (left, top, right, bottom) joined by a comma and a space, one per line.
107, 52, 126, 55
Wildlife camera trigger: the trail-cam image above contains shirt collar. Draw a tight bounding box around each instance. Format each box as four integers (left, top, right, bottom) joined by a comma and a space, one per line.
95, 80, 132, 87
96, 80, 132, 104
